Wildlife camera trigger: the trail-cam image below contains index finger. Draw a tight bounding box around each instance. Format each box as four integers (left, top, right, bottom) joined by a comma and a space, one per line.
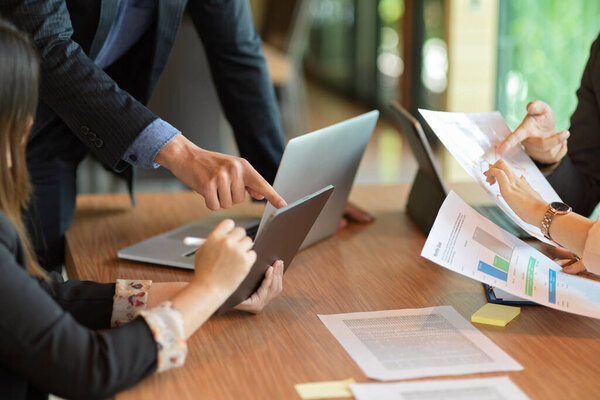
497, 126, 530, 155
490, 159, 520, 182
244, 168, 287, 208
210, 219, 236, 238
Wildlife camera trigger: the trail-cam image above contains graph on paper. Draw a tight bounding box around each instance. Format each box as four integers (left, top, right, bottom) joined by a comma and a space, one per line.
422, 191, 600, 320
473, 227, 513, 283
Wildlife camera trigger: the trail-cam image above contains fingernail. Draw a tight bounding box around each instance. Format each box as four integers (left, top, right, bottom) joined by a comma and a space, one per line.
562, 130, 570, 139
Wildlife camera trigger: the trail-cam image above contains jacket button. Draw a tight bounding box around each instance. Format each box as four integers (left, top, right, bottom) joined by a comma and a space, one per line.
88, 131, 97, 140
129, 154, 137, 162
94, 139, 104, 148
80, 125, 90, 135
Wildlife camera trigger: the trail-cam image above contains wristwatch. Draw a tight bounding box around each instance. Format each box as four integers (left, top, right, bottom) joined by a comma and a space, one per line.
541, 201, 571, 241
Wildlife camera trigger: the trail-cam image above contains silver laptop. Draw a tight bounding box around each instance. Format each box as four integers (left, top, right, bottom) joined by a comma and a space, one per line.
118, 110, 379, 268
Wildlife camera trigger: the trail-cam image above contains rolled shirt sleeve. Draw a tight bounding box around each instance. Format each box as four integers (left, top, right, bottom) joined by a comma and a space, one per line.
122, 118, 180, 168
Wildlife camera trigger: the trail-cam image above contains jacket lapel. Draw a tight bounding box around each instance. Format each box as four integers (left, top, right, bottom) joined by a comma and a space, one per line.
88, 0, 119, 60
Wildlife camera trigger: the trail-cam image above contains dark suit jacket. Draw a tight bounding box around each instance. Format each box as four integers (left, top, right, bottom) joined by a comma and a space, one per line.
0, 211, 157, 400
548, 34, 600, 215
3, 0, 284, 182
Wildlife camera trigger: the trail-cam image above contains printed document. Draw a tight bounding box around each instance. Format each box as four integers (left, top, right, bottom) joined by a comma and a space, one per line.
422, 191, 600, 319
419, 109, 561, 244
351, 377, 529, 400
318, 306, 521, 380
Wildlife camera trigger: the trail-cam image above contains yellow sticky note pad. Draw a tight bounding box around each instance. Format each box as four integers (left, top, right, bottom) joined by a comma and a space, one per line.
471, 303, 520, 327
295, 378, 355, 399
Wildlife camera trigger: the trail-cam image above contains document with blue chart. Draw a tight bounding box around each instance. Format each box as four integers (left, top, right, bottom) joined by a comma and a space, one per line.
422, 191, 600, 319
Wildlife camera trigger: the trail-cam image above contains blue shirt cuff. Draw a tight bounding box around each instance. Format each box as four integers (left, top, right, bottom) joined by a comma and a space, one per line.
123, 119, 180, 168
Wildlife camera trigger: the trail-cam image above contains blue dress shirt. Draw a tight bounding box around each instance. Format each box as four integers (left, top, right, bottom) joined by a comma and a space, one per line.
94, 0, 179, 168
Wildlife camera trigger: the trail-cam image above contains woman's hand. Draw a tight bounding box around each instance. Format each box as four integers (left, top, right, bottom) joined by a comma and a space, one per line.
541, 244, 587, 275
484, 159, 548, 226
192, 219, 256, 296
234, 260, 284, 314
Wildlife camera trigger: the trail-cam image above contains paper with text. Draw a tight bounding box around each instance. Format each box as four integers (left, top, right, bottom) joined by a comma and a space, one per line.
422, 191, 600, 319
419, 109, 561, 244
351, 377, 529, 400
318, 306, 521, 380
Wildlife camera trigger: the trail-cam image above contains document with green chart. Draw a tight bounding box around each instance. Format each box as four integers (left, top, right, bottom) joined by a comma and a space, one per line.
422, 191, 600, 320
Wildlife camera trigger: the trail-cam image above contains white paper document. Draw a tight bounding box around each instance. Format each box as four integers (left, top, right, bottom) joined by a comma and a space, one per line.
350, 377, 529, 400
318, 306, 521, 381
419, 109, 561, 244
422, 191, 600, 319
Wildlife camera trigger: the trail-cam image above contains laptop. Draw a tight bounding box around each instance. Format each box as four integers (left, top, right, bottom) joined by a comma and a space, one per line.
215, 185, 334, 314
118, 110, 378, 267
390, 102, 529, 238
259, 110, 379, 248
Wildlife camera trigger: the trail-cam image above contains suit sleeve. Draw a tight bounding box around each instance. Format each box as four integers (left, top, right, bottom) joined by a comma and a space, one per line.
187, 0, 285, 184
2, 0, 158, 169
548, 35, 600, 216
37, 272, 116, 330
0, 244, 157, 399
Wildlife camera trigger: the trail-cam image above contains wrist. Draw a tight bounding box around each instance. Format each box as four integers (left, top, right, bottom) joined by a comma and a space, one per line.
530, 202, 549, 226
154, 133, 196, 169
188, 278, 232, 303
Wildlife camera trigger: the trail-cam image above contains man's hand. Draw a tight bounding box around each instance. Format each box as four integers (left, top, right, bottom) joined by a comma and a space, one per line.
497, 100, 568, 164
155, 134, 286, 210
234, 260, 284, 314
338, 202, 374, 229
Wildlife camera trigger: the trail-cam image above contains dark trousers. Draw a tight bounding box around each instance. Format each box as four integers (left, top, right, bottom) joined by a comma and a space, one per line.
25, 119, 89, 273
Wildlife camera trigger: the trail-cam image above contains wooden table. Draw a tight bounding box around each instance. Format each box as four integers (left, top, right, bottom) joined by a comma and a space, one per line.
65, 185, 600, 399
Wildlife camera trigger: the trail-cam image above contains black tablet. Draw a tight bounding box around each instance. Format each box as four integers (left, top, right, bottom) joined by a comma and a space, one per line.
215, 185, 334, 314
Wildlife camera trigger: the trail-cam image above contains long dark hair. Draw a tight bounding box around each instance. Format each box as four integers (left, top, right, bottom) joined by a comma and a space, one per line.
0, 17, 45, 276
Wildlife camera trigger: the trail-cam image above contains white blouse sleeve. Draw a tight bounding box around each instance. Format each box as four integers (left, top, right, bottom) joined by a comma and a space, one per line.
582, 218, 600, 274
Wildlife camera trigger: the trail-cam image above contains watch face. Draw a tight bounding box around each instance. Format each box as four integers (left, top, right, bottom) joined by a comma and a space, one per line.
550, 202, 571, 213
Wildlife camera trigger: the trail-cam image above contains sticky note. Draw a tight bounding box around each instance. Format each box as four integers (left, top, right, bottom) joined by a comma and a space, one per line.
471, 303, 520, 327
294, 378, 355, 399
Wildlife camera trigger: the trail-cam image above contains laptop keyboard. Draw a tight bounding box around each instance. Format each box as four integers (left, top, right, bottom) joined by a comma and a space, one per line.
473, 205, 530, 239
184, 223, 260, 257
245, 223, 259, 240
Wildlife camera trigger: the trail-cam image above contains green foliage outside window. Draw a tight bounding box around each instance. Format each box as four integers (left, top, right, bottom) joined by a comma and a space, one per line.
497, 1, 600, 131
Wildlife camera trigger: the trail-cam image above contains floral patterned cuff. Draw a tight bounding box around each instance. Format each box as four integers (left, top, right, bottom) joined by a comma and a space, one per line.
140, 301, 187, 372
111, 279, 152, 327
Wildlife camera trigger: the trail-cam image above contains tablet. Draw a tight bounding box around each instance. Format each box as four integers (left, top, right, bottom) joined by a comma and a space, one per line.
215, 185, 334, 314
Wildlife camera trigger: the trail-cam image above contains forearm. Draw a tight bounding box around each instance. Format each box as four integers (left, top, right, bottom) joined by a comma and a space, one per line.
146, 282, 188, 308
547, 212, 594, 256
170, 282, 230, 339
525, 200, 593, 256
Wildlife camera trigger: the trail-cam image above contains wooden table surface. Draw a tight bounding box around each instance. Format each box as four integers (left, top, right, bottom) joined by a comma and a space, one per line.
65, 185, 600, 399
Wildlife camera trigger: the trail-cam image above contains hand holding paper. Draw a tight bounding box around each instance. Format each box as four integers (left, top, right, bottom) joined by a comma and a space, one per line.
484, 159, 548, 226
419, 109, 562, 244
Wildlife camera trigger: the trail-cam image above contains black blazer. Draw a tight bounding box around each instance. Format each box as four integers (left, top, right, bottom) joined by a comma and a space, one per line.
0, 211, 157, 400
548, 34, 600, 215
3, 0, 284, 182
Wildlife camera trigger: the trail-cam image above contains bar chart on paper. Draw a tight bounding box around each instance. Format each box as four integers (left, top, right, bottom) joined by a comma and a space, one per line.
422, 191, 600, 320
473, 227, 512, 284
